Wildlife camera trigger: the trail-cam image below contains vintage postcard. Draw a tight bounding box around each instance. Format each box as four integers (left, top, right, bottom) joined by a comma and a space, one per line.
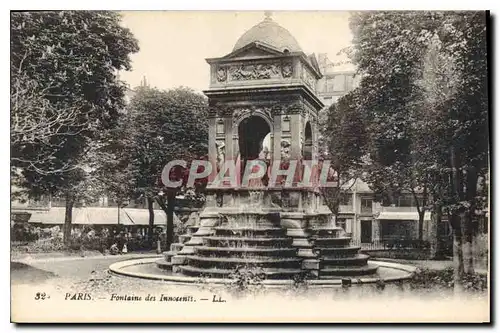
10, 10, 490, 323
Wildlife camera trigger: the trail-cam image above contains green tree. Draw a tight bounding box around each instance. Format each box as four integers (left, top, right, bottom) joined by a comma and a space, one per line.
105, 86, 208, 250
11, 11, 139, 243
434, 12, 489, 276
348, 11, 444, 241
348, 11, 489, 290
319, 90, 367, 220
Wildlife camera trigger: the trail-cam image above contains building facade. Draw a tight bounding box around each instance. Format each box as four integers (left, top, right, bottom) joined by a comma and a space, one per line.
316, 53, 441, 247
334, 179, 437, 247
316, 53, 360, 107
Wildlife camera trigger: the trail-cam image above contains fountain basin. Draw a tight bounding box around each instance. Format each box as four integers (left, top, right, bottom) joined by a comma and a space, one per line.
109, 257, 417, 287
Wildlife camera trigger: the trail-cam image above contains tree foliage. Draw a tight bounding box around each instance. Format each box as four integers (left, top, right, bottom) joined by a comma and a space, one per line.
340, 11, 488, 281
11, 11, 139, 243
319, 90, 366, 216
100, 86, 209, 247
11, 11, 139, 180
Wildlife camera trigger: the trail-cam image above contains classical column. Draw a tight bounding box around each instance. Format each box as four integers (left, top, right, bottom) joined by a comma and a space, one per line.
352, 191, 361, 243
273, 113, 282, 162
208, 117, 217, 183
289, 113, 301, 159
310, 119, 319, 186
372, 219, 381, 243
224, 117, 233, 161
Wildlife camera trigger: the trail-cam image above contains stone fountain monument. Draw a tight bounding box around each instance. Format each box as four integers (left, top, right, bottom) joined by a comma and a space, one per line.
158, 13, 378, 280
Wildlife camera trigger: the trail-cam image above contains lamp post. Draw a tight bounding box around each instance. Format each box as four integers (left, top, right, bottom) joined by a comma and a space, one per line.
117, 200, 129, 225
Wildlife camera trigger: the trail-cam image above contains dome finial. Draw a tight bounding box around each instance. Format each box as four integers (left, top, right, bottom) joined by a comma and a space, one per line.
264, 11, 273, 21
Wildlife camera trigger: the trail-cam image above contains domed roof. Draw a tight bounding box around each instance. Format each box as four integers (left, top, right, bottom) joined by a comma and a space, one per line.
233, 14, 302, 53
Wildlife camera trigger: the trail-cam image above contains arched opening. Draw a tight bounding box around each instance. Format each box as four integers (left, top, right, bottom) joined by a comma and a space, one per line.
238, 115, 271, 160
303, 121, 313, 160
238, 115, 271, 183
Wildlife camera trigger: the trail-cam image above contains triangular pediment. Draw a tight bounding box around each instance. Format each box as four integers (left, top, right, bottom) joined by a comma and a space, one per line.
307, 53, 322, 77
222, 42, 285, 59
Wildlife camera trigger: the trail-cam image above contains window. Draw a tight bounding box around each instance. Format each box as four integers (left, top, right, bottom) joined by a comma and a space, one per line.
337, 218, 347, 231
361, 198, 372, 208
332, 75, 346, 92
361, 198, 372, 212
326, 78, 335, 92
345, 75, 354, 91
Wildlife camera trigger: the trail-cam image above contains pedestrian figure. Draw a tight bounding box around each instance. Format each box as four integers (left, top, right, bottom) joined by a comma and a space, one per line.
110, 243, 120, 255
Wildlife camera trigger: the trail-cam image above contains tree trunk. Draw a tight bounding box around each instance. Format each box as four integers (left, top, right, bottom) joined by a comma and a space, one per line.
417, 210, 424, 241
146, 197, 155, 245
166, 192, 176, 251
462, 211, 475, 274
463, 167, 478, 274
155, 192, 176, 251
63, 193, 75, 245
451, 213, 464, 293
449, 146, 464, 292
429, 204, 441, 259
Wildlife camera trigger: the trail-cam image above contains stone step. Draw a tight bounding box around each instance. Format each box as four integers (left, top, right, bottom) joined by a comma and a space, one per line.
311, 237, 351, 247
163, 251, 176, 261
178, 234, 192, 243
319, 264, 378, 278
185, 255, 302, 269
308, 227, 344, 236
192, 229, 215, 237
170, 243, 184, 252
187, 226, 200, 234
214, 228, 287, 238
156, 259, 172, 271
321, 254, 370, 267
316, 246, 362, 257
203, 236, 293, 248
194, 246, 297, 258
309, 226, 344, 231
179, 265, 303, 279
177, 246, 196, 255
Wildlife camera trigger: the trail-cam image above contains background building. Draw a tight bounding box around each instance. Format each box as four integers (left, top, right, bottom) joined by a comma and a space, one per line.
316, 53, 360, 107
315, 53, 449, 248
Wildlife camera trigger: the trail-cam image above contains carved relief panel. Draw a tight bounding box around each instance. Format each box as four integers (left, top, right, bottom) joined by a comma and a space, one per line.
301, 66, 316, 91
229, 63, 280, 81
216, 61, 294, 83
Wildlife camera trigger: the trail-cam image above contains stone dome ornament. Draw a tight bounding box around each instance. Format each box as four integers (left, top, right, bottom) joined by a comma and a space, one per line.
232, 12, 303, 53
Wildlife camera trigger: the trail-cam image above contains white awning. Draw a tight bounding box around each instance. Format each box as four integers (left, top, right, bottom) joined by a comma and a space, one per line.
376, 211, 431, 221
27, 207, 178, 226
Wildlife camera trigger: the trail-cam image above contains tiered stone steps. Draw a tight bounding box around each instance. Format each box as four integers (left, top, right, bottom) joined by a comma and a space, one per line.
309, 227, 379, 279
179, 225, 303, 279
158, 221, 379, 280
179, 265, 302, 279
156, 225, 199, 270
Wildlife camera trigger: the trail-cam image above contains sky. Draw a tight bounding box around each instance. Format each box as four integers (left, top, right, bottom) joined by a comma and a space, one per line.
118, 11, 354, 93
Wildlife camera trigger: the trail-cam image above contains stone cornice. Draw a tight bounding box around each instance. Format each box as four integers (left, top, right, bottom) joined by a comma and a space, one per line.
204, 84, 324, 111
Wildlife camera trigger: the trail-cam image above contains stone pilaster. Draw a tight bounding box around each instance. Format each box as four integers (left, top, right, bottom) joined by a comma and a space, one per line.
289, 114, 302, 160
224, 117, 233, 161
273, 114, 282, 162
208, 117, 217, 183
372, 219, 381, 243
